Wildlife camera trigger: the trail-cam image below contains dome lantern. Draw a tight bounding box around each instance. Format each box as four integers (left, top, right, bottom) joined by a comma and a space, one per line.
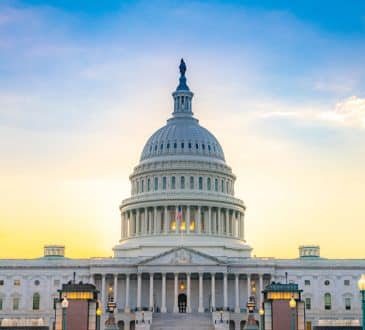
172, 58, 194, 117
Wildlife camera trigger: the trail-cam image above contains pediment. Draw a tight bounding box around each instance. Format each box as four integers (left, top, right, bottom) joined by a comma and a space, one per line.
139, 247, 224, 266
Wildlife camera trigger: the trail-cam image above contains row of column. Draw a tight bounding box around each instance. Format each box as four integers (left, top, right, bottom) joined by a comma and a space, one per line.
95, 272, 265, 313
121, 206, 244, 240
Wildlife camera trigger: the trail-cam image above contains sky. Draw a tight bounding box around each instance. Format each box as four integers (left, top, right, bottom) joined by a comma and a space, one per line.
0, 0, 365, 259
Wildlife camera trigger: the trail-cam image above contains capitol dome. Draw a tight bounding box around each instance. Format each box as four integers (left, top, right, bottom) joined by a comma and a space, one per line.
114, 59, 250, 259
140, 116, 225, 163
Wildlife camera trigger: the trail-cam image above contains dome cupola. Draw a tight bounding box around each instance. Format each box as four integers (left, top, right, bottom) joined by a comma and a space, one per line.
140, 59, 225, 163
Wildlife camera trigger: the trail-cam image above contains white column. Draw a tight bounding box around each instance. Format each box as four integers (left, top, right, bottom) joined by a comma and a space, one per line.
187, 273, 191, 313
125, 274, 130, 312
208, 207, 212, 235
114, 274, 118, 305
175, 206, 179, 233
164, 206, 168, 233
121, 213, 125, 239
235, 274, 240, 313
224, 209, 229, 235
223, 273, 228, 309
240, 213, 244, 240
198, 273, 204, 312
144, 208, 148, 235
247, 274, 251, 301
218, 208, 221, 234
174, 273, 179, 313
187, 205, 190, 233
161, 273, 167, 313
153, 207, 157, 234
136, 209, 140, 235
149, 273, 154, 311
197, 206, 201, 234
259, 274, 263, 308
101, 274, 106, 309
137, 273, 142, 310
211, 273, 215, 311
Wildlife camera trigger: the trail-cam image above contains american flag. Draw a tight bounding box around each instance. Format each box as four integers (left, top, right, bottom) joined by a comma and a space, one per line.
175, 207, 183, 221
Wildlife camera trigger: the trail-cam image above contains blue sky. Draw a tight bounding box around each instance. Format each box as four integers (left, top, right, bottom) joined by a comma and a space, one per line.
1, 0, 365, 257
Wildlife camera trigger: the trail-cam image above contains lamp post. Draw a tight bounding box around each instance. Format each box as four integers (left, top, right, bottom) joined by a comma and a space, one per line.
358, 274, 365, 330
96, 300, 102, 330
61, 297, 69, 330
289, 296, 296, 330
259, 307, 265, 330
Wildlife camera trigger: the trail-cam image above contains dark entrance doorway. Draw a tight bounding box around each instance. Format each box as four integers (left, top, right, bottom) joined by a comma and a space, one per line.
178, 293, 187, 313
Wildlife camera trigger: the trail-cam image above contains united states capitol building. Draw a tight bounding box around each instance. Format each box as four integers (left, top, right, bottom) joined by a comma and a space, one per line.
0, 60, 364, 330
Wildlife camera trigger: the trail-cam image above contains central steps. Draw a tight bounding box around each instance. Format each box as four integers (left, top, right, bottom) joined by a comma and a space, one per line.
151, 312, 214, 330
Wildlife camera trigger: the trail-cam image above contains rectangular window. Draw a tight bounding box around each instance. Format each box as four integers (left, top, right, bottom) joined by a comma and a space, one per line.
344, 279, 350, 286
345, 297, 351, 310
215, 179, 218, 192
147, 178, 151, 191
199, 177, 203, 190
221, 179, 224, 192
0, 298, 3, 310
141, 179, 144, 192
154, 177, 158, 190
181, 176, 185, 189
171, 176, 176, 189
190, 176, 194, 189
304, 280, 311, 286
163, 177, 167, 190
0, 280, 4, 286
13, 297, 19, 310
14, 280, 20, 286
305, 297, 311, 310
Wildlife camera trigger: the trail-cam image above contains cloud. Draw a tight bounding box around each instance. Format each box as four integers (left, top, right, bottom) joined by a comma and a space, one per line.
320, 96, 365, 127
257, 96, 365, 129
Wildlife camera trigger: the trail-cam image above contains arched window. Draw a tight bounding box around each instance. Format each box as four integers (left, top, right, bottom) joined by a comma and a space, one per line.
171, 176, 176, 189
188, 142, 192, 149
190, 176, 194, 189
162, 177, 167, 190
154, 177, 158, 191
199, 177, 203, 190
345, 297, 351, 310
215, 178, 218, 192
181, 177, 185, 189
324, 293, 331, 310
207, 178, 211, 190
147, 178, 151, 192
32, 293, 40, 310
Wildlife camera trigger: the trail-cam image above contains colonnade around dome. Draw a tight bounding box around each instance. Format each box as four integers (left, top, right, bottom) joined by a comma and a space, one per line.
120, 205, 245, 240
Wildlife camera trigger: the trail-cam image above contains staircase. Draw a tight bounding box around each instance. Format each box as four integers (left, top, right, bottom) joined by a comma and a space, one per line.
151, 312, 214, 330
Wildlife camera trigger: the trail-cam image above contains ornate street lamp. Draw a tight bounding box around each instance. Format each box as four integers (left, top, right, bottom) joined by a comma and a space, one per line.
96, 306, 102, 330
289, 296, 297, 330
259, 307, 265, 330
61, 297, 69, 330
358, 274, 365, 330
